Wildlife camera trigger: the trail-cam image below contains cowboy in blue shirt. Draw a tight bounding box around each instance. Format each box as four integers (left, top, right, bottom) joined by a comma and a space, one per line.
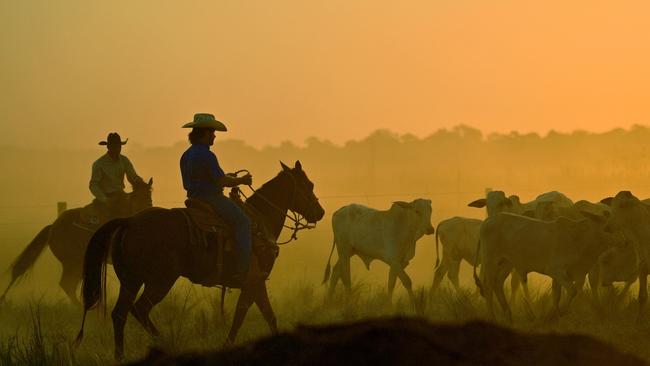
180, 113, 253, 284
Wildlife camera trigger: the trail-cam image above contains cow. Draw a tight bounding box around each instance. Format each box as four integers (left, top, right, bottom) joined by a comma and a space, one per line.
467, 190, 574, 219
431, 216, 482, 292
601, 191, 650, 320
432, 191, 571, 299
474, 211, 622, 321
322, 199, 435, 307
432, 191, 524, 297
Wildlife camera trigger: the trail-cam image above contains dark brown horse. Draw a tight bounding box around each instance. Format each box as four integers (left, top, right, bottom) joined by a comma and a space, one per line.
75, 161, 324, 360
0, 179, 153, 304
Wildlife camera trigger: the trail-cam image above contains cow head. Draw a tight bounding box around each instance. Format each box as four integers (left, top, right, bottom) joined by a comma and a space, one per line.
392, 199, 435, 236
600, 191, 650, 252
468, 190, 514, 217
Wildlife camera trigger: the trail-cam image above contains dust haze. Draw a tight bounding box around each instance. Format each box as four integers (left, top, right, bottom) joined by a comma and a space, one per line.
2, 125, 650, 363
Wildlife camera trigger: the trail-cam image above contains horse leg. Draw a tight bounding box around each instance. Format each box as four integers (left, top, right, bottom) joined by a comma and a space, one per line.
226, 286, 256, 344
131, 278, 176, 337
59, 265, 82, 306
254, 282, 278, 335
112, 278, 142, 361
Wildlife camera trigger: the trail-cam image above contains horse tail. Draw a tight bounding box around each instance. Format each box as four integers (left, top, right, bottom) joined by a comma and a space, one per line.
0, 224, 52, 302
473, 238, 483, 296
322, 238, 337, 285
434, 222, 442, 268
75, 218, 128, 346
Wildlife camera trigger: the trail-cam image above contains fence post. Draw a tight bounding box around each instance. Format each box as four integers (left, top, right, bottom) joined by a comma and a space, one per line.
57, 201, 67, 217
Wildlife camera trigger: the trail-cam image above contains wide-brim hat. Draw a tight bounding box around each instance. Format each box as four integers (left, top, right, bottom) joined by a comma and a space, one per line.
99, 132, 128, 146
182, 113, 227, 131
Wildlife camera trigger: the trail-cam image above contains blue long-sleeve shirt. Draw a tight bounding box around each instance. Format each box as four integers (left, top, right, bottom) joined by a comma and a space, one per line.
180, 144, 226, 198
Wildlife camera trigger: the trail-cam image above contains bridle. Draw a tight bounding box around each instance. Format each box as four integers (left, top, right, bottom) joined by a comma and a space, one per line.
233, 169, 317, 245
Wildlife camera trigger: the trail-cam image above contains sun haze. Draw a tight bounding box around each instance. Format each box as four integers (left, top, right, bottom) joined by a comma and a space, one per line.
2, 0, 649, 148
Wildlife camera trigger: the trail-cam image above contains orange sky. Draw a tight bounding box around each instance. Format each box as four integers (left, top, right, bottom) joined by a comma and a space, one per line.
2, 0, 650, 149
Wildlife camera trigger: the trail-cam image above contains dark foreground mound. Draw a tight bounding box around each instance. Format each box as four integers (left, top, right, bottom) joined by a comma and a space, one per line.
128, 317, 644, 366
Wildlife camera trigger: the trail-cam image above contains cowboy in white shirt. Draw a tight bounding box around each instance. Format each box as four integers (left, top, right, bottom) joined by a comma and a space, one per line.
90, 133, 144, 217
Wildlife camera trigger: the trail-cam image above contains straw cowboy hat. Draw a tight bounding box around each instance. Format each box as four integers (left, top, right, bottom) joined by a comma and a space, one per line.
182, 113, 227, 131
99, 132, 128, 146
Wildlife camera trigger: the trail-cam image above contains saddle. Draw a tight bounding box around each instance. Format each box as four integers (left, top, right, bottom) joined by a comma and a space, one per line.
77, 201, 110, 230
175, 189, 276, 288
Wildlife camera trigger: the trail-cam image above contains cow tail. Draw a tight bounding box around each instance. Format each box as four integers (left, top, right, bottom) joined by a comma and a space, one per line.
434, 222, 442, 268
322, 239, 336, 285
473, 238, 483, 295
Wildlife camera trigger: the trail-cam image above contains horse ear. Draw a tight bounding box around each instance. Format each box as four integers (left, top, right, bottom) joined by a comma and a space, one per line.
295, 160, 302, 170
280, 161, 291, 172
148, 177, 153, 186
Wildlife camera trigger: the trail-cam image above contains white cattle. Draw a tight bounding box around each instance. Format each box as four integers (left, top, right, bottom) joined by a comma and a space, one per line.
432, 191, 572, 298
431, 217, 482, 291
475, 211, 621, 321
602, 191, 650, 320
323, 199, 435, 306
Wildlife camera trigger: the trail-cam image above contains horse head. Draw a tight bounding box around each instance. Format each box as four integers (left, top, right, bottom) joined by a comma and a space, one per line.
280, 161, 325, 224
128, 177, 153, 214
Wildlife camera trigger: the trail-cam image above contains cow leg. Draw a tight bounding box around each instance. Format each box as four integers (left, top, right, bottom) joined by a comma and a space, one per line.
637, 262, 648, 322
226, 287, 256, 344
550, 278, 562, 319
446, 258, 462, 292
480, 264, 496, 319
509, 272, 521, 304
431, 258, 449, 292
387, 266, 398, 302
396, 268, 420, 313
254, 282, 278, 335
588, 265, 601, 307
494, 263, 512, 322
557, 272, 577, 313
574, 274, 587, 293
326, 261, 341, 300
339, 256, 352, 293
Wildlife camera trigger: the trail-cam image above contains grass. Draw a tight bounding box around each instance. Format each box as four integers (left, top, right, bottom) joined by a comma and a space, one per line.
0, 281, 649, 365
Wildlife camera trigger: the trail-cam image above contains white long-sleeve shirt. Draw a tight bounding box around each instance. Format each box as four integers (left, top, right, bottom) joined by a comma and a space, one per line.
89, 154, 141, 202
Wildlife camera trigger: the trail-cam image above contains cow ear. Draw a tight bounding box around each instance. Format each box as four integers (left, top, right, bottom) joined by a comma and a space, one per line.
393, 201, 410, 209
600, 197, 613, 206
295, 160, 302, 171
468, 198, 486, 208
280, 161, 291, 172
148, 177, 153, 186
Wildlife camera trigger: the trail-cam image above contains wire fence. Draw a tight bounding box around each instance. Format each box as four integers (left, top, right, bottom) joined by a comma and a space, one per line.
2, 183, 650, 241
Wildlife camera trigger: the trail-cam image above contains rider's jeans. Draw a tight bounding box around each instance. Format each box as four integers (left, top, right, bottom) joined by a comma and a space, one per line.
196, 193, 252, 275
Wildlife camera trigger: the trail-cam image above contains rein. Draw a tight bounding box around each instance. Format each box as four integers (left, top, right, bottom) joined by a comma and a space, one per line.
234, 169, 316, 245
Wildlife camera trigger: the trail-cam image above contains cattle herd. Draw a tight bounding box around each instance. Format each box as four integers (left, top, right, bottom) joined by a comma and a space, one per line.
323, 190, 650, 322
